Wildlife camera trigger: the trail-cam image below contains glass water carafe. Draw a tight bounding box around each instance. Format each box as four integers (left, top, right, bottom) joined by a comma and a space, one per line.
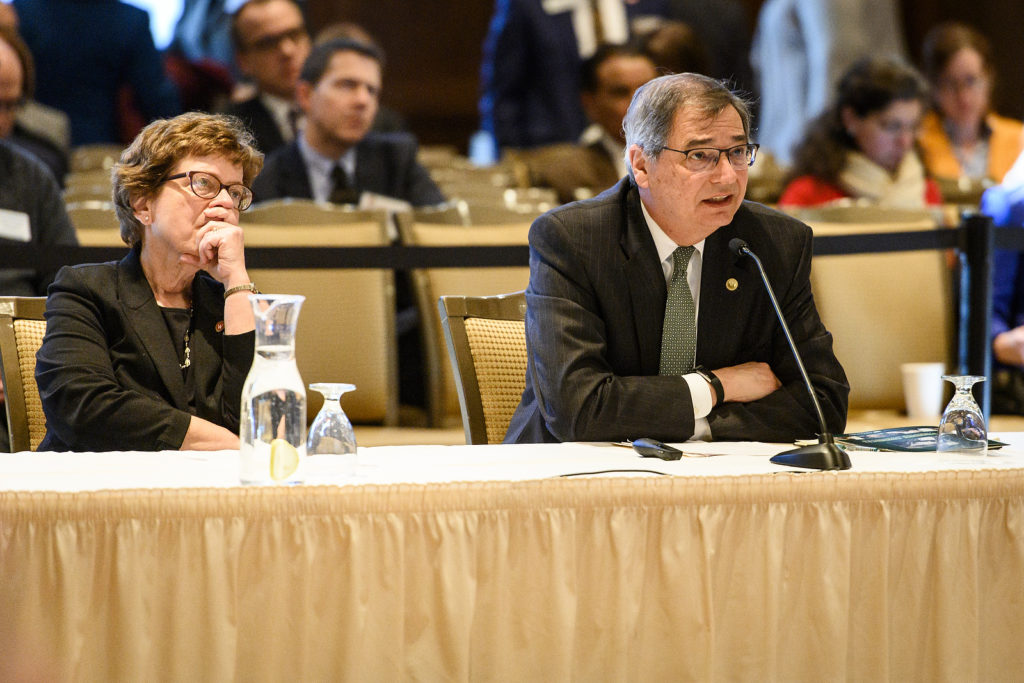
936, 375, 987, 458
240, 294, 307, 484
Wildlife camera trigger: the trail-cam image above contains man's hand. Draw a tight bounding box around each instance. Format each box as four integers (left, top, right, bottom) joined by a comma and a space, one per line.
993, 327, 1024, 367
713, 362, 781, 403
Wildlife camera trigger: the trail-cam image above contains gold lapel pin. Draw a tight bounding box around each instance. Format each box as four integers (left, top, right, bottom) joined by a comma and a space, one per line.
726, 278, 739, 291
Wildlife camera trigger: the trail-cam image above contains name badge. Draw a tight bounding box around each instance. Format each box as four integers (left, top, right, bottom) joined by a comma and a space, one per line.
0, 209, 31, 242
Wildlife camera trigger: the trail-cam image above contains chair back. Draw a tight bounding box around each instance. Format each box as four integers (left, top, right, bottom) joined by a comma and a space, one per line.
398, 218, 531, 426
243, 213, 399, 425
66, 200, 122, 243
439, 291, 527, 444
0, 297, 48, 451
802, 215, 956, 410
69, 144, 123, 172
244, 198, 369, 225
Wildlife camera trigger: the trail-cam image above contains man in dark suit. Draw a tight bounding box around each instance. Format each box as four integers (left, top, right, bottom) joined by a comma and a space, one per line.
479, 0, 669, 150
519, 44, 658, 203
505, 72, 848, 444
251, 38, 442, 207
223, 0, 311, 155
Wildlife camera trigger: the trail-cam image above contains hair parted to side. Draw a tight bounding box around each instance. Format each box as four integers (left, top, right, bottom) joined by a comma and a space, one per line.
112, 112, 264, 247
300, 37, 384, 86
785, 56, 930, 186
921, 21, 995, 85
622, 72, 751, 178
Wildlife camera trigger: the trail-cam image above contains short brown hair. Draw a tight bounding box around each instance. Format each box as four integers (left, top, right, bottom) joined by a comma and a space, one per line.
112, 112, 263, 247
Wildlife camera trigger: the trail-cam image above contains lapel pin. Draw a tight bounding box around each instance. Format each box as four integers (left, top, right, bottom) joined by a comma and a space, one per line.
726, 278, 739, 291
215, 321, 225, 332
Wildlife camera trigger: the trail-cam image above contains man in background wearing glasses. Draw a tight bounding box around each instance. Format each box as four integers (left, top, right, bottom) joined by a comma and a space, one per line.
224, 0, 311, 156
505, 72, 849, 444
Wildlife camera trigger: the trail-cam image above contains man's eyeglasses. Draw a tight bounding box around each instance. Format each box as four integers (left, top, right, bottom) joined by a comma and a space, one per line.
244, 26, 309, 53
164, 171, 254, 211
659, 143, 759, 173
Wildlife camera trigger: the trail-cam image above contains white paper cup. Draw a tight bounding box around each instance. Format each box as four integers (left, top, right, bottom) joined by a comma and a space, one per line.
901, 362, 946, 420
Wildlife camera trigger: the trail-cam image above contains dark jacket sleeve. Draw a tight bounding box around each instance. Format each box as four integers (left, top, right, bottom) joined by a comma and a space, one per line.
518, 209, 698, 442
37, 267, 190, 451
705, 215, 849, 441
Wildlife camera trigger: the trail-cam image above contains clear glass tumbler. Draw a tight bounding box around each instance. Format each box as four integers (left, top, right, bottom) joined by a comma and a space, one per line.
305, 383, 358, 479
936, 375, 987, 459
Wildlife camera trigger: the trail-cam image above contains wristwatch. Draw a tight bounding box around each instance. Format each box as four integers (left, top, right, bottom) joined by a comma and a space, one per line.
694, 366, 725, 405
223, 282, 260, 300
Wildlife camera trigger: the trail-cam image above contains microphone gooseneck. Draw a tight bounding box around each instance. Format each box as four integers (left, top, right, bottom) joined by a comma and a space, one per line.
730, 238, 851, 471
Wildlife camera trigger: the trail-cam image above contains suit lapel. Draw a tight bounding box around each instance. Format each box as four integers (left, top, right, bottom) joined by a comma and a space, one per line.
117, 250, 189, 409
696, 207, 761, 367
283, 141, 314, 199
619, 183, 667, 374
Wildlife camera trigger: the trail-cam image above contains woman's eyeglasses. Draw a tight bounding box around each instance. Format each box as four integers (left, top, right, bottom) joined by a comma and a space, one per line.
164, 170, 254, 211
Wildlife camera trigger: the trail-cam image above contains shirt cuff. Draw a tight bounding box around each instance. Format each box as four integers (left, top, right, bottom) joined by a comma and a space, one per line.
683, 372, 714, 419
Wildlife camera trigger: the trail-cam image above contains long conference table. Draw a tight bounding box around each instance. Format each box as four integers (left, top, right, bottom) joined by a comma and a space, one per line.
2, 439, 1024, 681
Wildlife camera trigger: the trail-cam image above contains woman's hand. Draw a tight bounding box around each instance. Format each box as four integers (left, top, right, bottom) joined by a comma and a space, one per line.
185, 219, 249, 286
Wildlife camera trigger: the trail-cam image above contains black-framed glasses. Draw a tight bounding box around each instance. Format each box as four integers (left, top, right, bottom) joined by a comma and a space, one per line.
660, 143, 759, 173
164, 171, 254, 211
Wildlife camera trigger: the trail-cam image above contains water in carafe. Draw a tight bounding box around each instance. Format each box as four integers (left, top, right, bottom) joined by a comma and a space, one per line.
240, 294, 307, 484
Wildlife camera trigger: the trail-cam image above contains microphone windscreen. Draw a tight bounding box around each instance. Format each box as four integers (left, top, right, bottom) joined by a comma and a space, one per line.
728, 238, 748, 256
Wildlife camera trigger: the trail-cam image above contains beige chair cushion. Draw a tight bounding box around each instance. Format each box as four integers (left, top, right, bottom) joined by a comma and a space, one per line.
464, 316, 528, 444
401, 221, 530, 426
244, 221, 398, 425
807, 219, 955, 410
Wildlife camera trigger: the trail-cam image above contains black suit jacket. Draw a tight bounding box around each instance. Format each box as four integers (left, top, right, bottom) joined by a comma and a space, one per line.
504, 178, 849, 443
36, 248, 255, 451
251, 134, 445, 207
223, 96, 287, 156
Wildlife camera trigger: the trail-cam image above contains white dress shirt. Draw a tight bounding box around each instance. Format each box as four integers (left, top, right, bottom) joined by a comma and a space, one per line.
640, 201, 713, 440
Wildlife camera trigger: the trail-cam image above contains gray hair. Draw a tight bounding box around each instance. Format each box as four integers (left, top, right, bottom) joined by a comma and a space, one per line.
623, 72, 752, 177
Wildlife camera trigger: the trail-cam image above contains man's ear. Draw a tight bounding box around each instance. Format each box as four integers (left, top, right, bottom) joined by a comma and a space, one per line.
295, 81, 312, 113
580, 92, 596, 123
628, 144, 650, 188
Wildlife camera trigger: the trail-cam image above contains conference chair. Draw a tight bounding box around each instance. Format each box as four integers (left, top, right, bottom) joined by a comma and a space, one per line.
0, 297, 48, 451
396, 215, 531, 427
244, 198, 374, 225
438, 291, 527, 444
69, 143, 123, 173
786, 207, 957, 414
242, 212, 400, 426
66, 200, 121, 242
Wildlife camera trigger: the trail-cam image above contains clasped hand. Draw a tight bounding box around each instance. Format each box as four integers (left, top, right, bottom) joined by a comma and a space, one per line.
712, 361, 781, 404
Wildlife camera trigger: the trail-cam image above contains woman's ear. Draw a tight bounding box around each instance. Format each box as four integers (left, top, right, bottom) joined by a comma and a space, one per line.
131, 194, 151, 225
840, 106, 859, 137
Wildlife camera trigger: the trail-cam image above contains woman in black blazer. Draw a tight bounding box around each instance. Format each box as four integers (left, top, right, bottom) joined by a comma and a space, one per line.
36, 112, 264, 451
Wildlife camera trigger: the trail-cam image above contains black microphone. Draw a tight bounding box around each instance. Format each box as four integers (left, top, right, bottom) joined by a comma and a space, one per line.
728, 238, 850, 471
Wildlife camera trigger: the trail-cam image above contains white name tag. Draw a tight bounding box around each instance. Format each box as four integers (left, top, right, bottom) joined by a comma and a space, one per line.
0, 208, 31, 242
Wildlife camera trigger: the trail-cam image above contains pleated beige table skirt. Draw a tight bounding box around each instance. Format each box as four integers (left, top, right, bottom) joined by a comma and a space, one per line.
3, 463, 1023, 681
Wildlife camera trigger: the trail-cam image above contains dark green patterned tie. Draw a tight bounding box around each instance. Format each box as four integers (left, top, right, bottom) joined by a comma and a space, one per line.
659, 246, 696, 375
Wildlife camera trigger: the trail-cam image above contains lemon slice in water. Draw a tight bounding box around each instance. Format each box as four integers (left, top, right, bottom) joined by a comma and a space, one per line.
270, 439, 299, 481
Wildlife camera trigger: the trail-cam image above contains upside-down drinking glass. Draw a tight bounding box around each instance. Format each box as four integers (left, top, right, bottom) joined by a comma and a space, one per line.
936, 375, 987, 459
305, 383, 358, 478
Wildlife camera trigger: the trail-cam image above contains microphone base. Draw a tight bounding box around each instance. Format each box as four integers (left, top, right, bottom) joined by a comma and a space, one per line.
770, 442, 851, 471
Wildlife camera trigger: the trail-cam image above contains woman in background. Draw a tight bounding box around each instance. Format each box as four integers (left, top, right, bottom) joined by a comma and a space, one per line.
918, 21, 1023, 185
778, 56, 941, 208
35, 112, 262, 451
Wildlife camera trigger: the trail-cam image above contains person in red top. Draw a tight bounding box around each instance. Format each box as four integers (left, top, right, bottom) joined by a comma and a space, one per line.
779, 56, 942, 208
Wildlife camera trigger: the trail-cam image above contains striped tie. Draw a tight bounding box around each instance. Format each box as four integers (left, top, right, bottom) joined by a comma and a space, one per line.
659, 246, 697, 375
